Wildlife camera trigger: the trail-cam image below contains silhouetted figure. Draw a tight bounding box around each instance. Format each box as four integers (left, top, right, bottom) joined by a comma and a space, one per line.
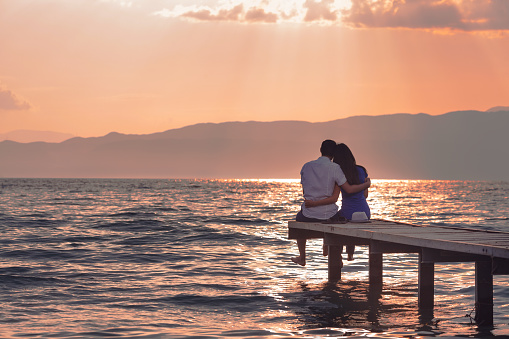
305, 143, 371, 260
292, 140, 370, 266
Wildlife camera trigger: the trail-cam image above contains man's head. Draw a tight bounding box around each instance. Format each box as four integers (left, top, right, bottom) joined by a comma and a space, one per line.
320, 139, 336, 158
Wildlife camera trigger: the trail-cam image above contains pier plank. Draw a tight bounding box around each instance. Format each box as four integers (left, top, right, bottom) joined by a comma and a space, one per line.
288, 220, 509, 259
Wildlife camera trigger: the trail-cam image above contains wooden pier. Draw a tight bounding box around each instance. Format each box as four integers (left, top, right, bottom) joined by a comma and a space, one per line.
288, 219, 509, 327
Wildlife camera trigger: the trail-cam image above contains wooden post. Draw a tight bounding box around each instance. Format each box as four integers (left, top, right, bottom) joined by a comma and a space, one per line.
475, 260, 494, 326
418, 252, 434, 309
328, 245, 343, 282
369, 241, 383, 295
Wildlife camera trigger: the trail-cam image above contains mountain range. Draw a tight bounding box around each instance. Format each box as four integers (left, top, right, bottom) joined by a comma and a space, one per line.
1, 108, 508, 180
0, 130, 75, 143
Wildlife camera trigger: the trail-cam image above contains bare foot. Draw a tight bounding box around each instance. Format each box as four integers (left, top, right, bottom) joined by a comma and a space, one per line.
291, 256, 306, 266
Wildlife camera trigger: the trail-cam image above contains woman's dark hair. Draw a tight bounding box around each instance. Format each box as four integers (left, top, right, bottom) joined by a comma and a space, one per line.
333, 143, 367, 185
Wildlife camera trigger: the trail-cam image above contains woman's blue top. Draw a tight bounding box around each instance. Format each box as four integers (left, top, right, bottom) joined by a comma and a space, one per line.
339, 166, 371, 220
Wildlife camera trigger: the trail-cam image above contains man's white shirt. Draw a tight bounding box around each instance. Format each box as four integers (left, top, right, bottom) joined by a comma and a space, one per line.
300, 156, 347, 220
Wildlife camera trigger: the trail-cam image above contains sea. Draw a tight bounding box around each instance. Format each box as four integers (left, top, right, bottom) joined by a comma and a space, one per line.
0, 178, 509, 339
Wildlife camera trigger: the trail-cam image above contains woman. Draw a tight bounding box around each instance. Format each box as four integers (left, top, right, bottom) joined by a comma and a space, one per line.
305, 143, 370, 260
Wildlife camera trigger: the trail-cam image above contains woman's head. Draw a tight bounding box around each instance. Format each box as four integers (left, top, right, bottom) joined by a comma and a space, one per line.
333, 143, 362, 185
334, 143, 356, 166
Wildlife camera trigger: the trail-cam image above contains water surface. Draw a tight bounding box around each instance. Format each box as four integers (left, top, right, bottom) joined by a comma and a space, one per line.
0, 179, 508, 338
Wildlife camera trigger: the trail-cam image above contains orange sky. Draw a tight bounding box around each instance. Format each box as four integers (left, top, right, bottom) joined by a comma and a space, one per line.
1, 0, 508, 137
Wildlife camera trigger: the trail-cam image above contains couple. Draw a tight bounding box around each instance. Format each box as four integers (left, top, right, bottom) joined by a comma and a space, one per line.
292, 140, 371, 266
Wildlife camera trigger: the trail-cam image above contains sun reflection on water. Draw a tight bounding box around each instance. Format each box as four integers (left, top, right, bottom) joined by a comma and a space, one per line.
369, 180, 509, 228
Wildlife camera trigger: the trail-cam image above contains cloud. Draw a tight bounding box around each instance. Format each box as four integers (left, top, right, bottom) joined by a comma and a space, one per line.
342, 0, 509, 32
304, 0, 338, 22
154, 1, 343, 24
162, 3, 280, 23
0, 88, 32, 111
343, 0, 462, 29
473, 0, 509, 30
245, 7, 279, 23
181, 4, 245, 22
153, 0, 509, 32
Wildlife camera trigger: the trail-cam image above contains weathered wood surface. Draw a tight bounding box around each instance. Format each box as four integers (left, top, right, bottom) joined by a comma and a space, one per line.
288, 219, 509, 259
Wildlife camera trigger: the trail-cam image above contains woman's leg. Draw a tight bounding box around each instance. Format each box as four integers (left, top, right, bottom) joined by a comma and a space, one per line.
346, 245, 355, 260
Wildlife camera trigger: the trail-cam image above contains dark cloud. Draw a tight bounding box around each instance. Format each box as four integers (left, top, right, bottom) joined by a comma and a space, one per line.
476, 0, 509, 30
0, 88, 31, 111
342, 0, 509, 32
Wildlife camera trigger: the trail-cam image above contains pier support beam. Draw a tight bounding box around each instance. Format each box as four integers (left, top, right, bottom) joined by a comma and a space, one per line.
328, 245, 343, 282
475, 260, 493, 326
418, 252, 434, 310
369, 241, 384, 295
369, 252, 383, 295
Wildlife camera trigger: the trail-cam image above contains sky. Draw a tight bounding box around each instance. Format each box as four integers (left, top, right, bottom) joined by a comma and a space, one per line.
1, 0, 509, 137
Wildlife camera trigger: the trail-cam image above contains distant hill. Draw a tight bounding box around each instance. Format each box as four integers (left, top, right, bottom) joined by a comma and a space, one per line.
486, 106, 509, 112
0, 130, 75, 143
1, 110, 508, 180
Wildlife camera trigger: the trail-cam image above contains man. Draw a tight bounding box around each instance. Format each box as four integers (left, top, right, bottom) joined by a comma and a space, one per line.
291, 139, 370, 266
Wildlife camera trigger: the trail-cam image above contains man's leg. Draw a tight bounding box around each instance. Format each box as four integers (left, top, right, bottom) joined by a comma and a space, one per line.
292, 238, 307, 266
292, 210, 326, 266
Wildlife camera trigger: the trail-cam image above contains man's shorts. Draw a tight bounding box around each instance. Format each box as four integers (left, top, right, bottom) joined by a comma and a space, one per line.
296, 210, 345, 223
